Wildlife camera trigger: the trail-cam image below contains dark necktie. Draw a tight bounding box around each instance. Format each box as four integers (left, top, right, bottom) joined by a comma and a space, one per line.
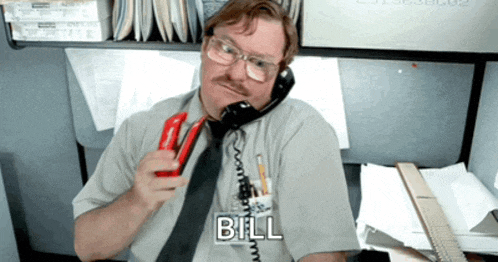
156, 121, 228, 262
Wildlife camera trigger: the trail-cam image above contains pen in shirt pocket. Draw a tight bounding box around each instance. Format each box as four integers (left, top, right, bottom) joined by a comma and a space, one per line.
257, 154, 269, 195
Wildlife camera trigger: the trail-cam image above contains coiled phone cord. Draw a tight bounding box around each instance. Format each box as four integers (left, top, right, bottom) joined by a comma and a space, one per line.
232, 132, 261, 262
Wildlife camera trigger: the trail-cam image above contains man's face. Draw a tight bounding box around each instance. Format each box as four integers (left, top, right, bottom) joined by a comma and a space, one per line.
200, 17, 286, 121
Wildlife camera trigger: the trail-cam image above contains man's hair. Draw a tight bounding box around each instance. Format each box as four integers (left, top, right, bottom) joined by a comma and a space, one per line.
204, 0, 299, 72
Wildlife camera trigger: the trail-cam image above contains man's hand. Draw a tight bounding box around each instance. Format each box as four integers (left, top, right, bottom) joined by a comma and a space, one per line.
131, 150, 189, 212
74, 150, 188, 261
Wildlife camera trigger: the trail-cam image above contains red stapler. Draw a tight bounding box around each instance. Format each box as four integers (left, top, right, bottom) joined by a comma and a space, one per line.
156, 112, 206, 177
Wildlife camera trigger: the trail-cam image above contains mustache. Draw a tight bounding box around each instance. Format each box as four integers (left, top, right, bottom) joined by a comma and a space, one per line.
212, 75, 250, 96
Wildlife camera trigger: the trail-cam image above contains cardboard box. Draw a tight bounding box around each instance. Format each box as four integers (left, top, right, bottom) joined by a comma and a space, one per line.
3, 0, 111, 22
10, 17, 112, 41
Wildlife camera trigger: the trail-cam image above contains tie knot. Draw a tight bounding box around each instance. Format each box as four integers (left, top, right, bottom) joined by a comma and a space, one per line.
208, 121, 229, 139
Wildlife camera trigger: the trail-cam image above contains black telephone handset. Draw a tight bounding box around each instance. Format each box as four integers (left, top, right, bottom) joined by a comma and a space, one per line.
222, 68, 294, 262
220, 67, 295, 130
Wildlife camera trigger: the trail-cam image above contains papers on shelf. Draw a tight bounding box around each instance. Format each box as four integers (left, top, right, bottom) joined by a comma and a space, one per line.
186, 0, 198, 43
4, 0, 303, 42
134, 0, 142, 41
288, 0, 301, 25
113, 0, 134, 40
170, 0, 188, 43
152, 0, 173, 42
11, 19, 112, 42
65, 49, 201, 131
357, 163, 498, 254
289, 56, 349, 149
4, 0, 112, 42
195, 0, 204, 33
140, 0, 154, 41
3, 0, 111, 22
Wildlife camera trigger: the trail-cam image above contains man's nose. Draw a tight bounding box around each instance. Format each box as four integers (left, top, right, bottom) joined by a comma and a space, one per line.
225, 58, 248, 81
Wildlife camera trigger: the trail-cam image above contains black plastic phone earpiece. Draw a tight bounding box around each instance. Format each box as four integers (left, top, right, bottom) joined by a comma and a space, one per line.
221, 101, 260, 130
220, 67, 295, 130
271, 67, 295, 101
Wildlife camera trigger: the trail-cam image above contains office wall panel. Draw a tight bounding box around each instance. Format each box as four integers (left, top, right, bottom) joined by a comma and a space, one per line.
339, 59, 474, 167
468, 62, 498, 199
0, 163, 20, 261
0, 18, 83, 256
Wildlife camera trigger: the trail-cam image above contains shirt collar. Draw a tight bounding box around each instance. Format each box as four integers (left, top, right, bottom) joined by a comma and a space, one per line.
183, 87, 206, 126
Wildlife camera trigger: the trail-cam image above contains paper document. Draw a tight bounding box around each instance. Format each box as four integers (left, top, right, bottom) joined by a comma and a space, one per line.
134, 0, 142, 41
451, 171, 498, 234
152, 0, 173, 41
289, 56, 349, 149
66, 48, 127, 131
65, 49, 201, 132
140, 0, 154, 41
357, 163, 498, 254
421, 164, 498, 235
113, 51, 197, 134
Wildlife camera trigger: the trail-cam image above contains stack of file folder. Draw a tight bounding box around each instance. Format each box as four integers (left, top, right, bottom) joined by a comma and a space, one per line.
3, 0, 112, 42
110, 0, 302, 42
2, 0, 302, 43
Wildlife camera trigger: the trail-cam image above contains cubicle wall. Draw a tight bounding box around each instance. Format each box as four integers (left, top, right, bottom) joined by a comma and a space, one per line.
338, 59, 474, 167
469, 62, 498, 199
0, 163, 20, 261
0, 18, 83, 257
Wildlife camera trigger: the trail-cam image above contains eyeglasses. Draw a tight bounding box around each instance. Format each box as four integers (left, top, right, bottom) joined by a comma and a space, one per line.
206, 36, 280, 82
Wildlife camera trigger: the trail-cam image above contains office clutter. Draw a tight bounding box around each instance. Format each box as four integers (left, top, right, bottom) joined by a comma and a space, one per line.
356, 163, 498, 260
3, 0, 112, 41
2, 0, 302, 42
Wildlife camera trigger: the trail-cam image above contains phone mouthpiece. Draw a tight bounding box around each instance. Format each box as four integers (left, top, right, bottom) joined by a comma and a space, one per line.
220, 101, 261, 130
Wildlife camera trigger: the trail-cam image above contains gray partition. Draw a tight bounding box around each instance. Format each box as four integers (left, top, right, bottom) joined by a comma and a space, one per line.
0, 164, 20, 262
468, 62, 498, 199
339, 59, 474, 167
0, 18, 83, 256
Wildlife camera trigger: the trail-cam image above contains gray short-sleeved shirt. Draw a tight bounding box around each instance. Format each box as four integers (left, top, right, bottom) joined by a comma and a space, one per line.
72, 89, 360, 262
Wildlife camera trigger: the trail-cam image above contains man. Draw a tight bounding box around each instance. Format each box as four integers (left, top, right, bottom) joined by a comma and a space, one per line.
73, 0, 360, 261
